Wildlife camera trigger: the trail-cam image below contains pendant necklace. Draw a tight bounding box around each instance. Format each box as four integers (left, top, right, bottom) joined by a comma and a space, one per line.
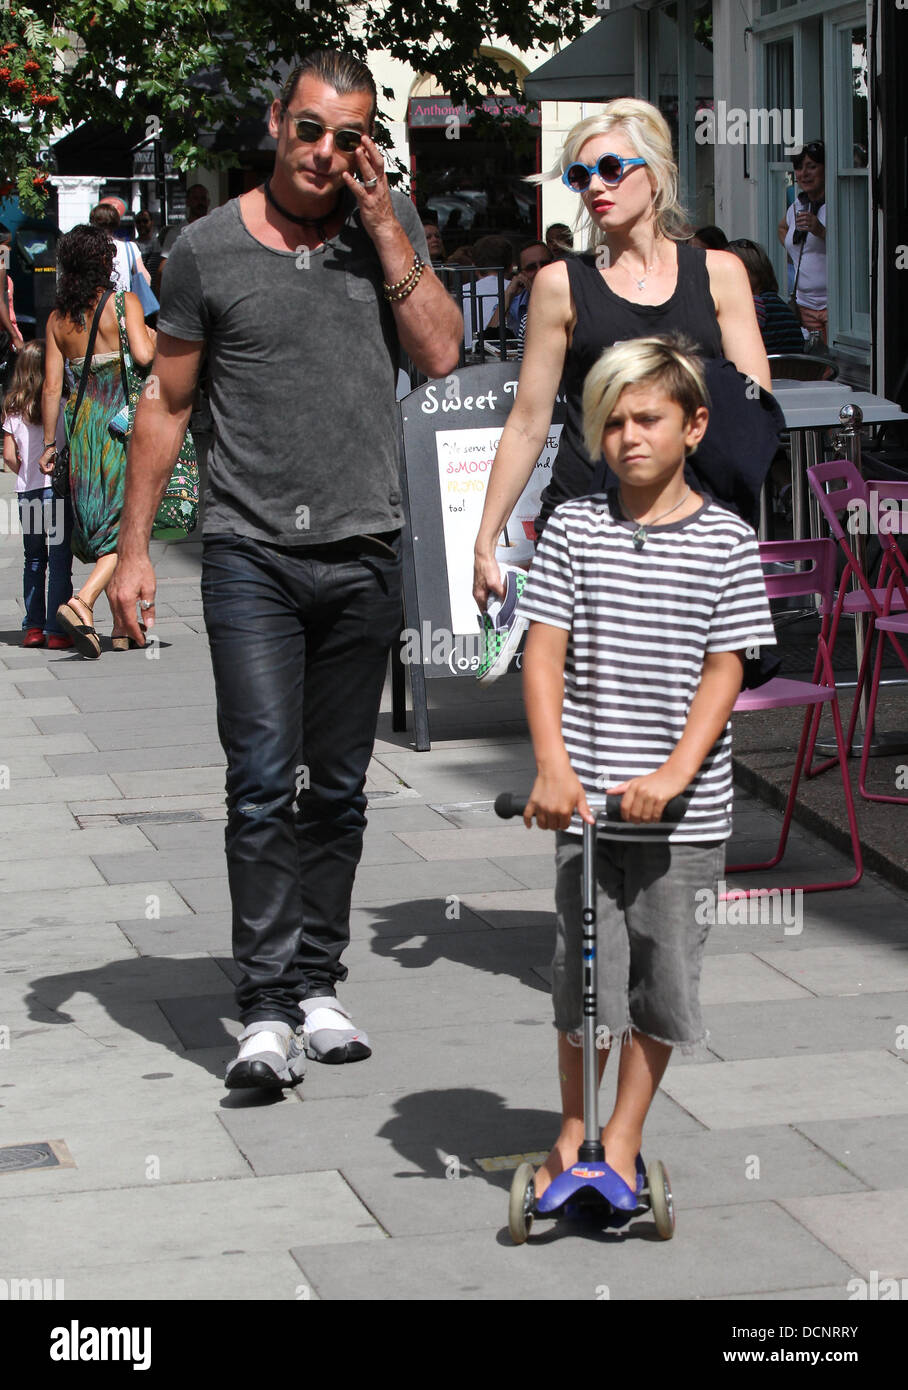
618, 249, 659, 291
264, 178, 337, 244
620, 487, 690, 550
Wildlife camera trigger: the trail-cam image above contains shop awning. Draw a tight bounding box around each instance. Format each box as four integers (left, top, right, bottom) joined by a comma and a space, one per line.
524, 8, 712, 103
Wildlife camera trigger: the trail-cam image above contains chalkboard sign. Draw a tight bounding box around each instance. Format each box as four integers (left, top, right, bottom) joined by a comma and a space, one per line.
397, 362, 566, 749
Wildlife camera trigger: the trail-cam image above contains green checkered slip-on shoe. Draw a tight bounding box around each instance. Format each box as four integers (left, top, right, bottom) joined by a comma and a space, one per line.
477, 567, 529, 685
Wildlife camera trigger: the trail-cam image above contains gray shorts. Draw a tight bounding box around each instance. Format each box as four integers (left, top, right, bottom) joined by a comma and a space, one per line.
552, 833, 725, 1050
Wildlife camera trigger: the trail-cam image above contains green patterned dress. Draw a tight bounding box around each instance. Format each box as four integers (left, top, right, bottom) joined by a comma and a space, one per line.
64, 350, 127, 563
64, 292, 199, 559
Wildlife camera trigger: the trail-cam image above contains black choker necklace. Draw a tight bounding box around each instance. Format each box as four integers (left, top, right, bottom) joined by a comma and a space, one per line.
264, 178, 338, 232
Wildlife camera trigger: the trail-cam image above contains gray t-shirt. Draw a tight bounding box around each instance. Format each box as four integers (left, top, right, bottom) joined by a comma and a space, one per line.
157, 188, 429, 545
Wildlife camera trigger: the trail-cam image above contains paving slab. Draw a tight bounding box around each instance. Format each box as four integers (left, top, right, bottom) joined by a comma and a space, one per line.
0, 773, 119, 805
0, 715, 42, 738
69, 793, 227, 817
779, 1188, 908, 1282
0, 695, 80, 717
487, 853, 556, 888
0, 802, 76, 836
349, 900, 493, 939
118, 912, 232, 955
394, 825, 551, 861
362, 803, 461, 833
110, 767, 227, 799
0, 880, 192, 927
461, 887, 556, 927
661, 1051, 908, 1129
351, 858, 528, 905
699, 953, 814, 1006
25, 954, 234, 1014
0, 855, 107, 892
216, 1077, 700, 1178
291, 1200, 855, 1301
0, 1111, 250, 1196
90, 847, 227, 885
0, 1172, 385, 1268
59, 677, 219, 714
34, 710, 218, 749
793, 1115, 908, 1191
0, 733, 96, 757
703, 992, 908, 1060
46, 745, 227, 777
754, 943, 908, 996
0, 825, 150, 862
55, 1251, 312, 1301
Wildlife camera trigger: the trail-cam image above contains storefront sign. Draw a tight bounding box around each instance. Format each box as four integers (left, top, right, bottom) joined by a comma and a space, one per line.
408, 96, 541, 128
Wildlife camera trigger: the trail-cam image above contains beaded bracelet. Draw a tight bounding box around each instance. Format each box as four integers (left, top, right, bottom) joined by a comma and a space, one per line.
384, 262, 425, 303
383, 252, 422, 296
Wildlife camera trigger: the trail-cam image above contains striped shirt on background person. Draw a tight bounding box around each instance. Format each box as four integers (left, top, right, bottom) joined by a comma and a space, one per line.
517, 493, 777, 842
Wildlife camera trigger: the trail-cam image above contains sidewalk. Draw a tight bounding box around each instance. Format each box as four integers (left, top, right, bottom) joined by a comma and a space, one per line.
1, 469, 907, 1302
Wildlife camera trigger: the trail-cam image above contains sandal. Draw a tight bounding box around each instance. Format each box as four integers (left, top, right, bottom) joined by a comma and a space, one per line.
111, 623, 147, 652
56, 596, 101, 659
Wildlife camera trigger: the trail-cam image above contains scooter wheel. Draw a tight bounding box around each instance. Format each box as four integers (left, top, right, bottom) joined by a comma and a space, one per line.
647, 1159, 675, 1240
508, 1162, 536, 1244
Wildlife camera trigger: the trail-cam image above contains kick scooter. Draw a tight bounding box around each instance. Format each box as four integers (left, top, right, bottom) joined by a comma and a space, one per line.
495, 790, 687, 1245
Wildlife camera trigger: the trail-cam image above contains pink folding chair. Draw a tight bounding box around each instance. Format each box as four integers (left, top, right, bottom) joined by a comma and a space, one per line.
724, 538, 863, 896
858, 596, 908, 804
804, 461, 908, 776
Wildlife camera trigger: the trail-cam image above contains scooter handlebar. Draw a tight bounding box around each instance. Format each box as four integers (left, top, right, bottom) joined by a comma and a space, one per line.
494, 791, 691, 823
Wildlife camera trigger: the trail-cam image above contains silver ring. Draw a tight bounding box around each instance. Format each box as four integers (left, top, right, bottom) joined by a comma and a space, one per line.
364, 177, 379, 188
140, 599, 154, 610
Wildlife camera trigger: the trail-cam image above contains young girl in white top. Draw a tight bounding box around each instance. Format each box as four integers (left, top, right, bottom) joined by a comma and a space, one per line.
1, 340, 74, 648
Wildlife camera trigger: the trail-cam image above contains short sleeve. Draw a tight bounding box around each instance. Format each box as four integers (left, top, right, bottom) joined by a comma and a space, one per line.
707, 531, 777, 655
516, 510, 574, 633
392, 191, 430, 268
156, 235, 209, 342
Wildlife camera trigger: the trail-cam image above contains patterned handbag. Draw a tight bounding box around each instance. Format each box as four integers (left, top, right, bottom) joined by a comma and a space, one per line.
111, 291, 199, 536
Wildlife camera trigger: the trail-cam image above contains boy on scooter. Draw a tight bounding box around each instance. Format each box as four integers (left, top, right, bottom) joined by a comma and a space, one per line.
517, 335, 775, 1204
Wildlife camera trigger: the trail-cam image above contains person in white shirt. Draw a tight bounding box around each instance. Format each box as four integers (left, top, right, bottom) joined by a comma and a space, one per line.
777, 139, 827, 343
89, 202, 153, 296
1, 339, 73, 648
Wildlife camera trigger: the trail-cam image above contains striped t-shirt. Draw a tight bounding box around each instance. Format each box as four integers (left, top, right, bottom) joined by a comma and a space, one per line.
517, 492, 777, 842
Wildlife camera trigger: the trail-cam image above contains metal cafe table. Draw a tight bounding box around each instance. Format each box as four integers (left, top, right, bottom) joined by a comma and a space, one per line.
771, 382, 908, 542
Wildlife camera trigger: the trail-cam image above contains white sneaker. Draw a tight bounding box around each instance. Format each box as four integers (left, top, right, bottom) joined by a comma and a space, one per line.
225, 1020, 307, 1090
299, 996, 371, 1064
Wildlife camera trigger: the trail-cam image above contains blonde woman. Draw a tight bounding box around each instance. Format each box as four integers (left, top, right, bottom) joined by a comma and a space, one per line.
473, 99, 772, 679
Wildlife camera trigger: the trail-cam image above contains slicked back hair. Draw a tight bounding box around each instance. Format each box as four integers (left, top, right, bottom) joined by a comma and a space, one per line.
280, 50, 377, 128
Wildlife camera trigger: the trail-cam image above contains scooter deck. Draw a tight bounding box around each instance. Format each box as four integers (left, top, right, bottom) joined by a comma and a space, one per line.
536, 1155, 646, 1217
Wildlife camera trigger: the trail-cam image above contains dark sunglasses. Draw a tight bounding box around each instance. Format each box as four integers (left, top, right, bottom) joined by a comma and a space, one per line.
561, 153, 647, 192
283, 111, 363, 154
791, 141, 824, 169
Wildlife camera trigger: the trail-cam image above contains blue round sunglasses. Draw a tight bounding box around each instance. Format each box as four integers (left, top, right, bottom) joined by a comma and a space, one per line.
561, 153, 647, 192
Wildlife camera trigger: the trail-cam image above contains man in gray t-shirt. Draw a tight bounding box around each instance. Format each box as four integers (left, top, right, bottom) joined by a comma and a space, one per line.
109, 49, 462, 1091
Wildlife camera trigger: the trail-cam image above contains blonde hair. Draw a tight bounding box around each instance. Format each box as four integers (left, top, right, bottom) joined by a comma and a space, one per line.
528, 98, 689, 251
582, 335, 708, 462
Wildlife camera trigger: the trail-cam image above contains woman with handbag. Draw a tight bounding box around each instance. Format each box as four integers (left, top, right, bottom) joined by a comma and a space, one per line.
40, 224, 157, 657
472, 98, 778, 684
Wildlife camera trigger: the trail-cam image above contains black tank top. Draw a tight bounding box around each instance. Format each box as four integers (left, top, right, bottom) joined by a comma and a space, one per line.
539, 243, 723, 527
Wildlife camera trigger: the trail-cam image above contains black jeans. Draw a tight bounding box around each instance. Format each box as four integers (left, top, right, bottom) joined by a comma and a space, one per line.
201, 531, 402, 1027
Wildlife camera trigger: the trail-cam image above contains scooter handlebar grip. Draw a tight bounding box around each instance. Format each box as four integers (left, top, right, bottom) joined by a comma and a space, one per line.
496, 791, 691, 822
605, 792, 690, 822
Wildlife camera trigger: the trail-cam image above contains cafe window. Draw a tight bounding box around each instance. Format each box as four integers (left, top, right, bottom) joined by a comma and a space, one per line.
408, 55, 540, 254
830, 15, 870, 348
